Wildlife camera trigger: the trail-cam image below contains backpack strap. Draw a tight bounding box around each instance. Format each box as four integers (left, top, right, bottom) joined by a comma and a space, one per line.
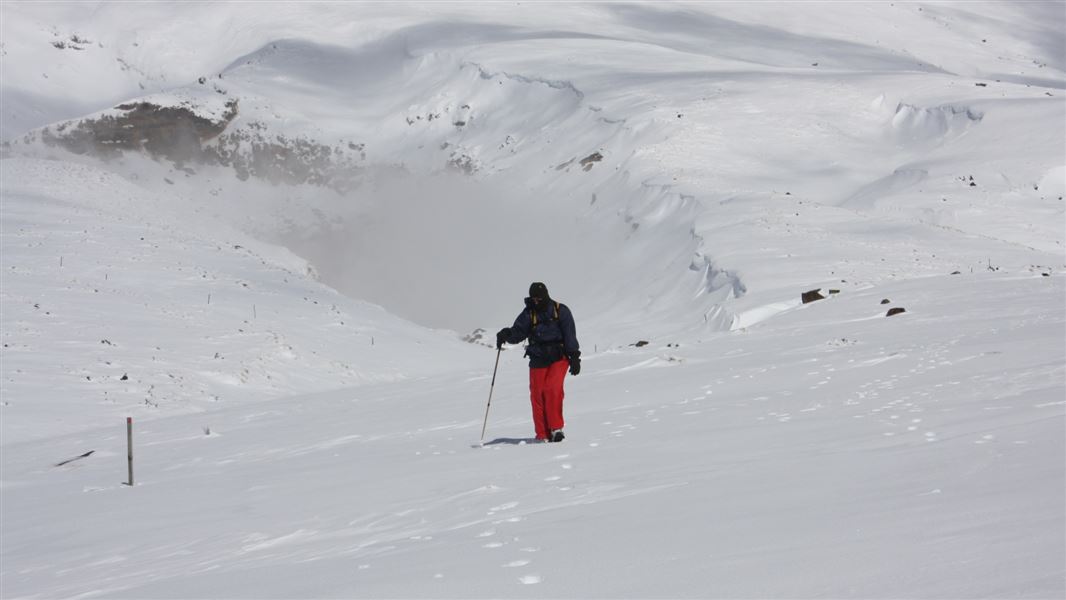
530, 301, 560, 327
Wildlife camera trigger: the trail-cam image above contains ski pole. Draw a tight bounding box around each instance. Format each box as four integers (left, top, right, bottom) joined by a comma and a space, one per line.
480, 347, 503, 444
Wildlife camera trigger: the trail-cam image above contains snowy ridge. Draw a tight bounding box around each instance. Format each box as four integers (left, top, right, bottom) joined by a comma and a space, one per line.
8, 31, 718, 336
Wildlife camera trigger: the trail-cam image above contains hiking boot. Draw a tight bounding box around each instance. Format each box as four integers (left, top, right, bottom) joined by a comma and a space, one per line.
551, 429, 565, 443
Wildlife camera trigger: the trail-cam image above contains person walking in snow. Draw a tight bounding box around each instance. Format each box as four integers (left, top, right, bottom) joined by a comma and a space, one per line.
496, 282, 581, 443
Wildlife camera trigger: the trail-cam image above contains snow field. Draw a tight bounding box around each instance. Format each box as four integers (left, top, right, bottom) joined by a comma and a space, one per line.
1, 2, 1064, 598
3, 269, 1062, 598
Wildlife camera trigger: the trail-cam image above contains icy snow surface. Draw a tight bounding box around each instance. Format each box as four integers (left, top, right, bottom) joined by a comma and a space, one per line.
1, 2, 1064, 598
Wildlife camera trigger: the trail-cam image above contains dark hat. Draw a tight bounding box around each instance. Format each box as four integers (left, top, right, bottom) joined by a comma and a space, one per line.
529, 282, 549, 300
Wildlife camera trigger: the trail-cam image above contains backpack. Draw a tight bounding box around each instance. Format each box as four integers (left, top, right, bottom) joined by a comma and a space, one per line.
526, 301, 565, 364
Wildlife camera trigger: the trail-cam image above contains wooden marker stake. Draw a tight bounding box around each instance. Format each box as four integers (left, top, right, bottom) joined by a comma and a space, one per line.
126, 417, 134, 486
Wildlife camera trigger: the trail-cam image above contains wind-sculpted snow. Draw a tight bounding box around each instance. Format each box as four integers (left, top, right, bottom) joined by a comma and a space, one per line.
890, 102, 983, 146
842, 168, 931, 211
604, 3, 951, 73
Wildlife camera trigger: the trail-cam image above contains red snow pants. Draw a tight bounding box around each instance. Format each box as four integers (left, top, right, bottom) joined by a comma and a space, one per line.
528, 357, 569, 440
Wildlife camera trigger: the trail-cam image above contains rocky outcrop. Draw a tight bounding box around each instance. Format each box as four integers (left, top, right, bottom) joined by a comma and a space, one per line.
40, 99, 238, 160
28, 97, 367, 191
212, 127, 364, 189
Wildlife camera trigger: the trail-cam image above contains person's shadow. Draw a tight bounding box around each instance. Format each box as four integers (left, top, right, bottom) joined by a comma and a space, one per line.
477, 437, 542, 447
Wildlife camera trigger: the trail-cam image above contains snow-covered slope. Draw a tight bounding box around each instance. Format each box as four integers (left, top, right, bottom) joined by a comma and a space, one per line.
3, 268, 1062, 598
5, 2, 1062, 336
1, 158, 483, 443
1, 2, 1064, 598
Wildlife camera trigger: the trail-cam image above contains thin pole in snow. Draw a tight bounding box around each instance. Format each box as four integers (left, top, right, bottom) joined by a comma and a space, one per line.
126, 417, 134, 486
480, 347, 503, 444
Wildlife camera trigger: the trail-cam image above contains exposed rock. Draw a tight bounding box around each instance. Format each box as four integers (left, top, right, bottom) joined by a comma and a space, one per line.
801, 289, 826, 304
447, 152, 478, 176
880, 299, 891, 304
212, 129, 364, 189
51, 34, 91, 51
34, 98, 368, 191
579, 152, 603, 171
886, 307, 907, 317
41, 99, 238, 162
632, 340, 649, 347
462, 328, 488, 345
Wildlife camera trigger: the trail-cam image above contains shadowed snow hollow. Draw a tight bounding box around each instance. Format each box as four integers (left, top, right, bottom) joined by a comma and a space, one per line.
9, 33, 737, 337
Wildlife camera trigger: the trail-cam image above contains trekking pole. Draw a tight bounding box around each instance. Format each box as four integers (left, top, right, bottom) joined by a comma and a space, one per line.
480, 347, 503, 444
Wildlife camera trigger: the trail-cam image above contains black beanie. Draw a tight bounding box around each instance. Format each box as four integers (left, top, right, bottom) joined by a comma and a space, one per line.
529, 282, 549, 300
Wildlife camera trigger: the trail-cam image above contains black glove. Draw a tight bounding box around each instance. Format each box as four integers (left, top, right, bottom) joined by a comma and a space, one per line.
568, 355, 581, 376
496, 328, 511, 349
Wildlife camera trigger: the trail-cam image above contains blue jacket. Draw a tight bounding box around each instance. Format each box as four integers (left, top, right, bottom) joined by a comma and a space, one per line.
504, 297, 580, 368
